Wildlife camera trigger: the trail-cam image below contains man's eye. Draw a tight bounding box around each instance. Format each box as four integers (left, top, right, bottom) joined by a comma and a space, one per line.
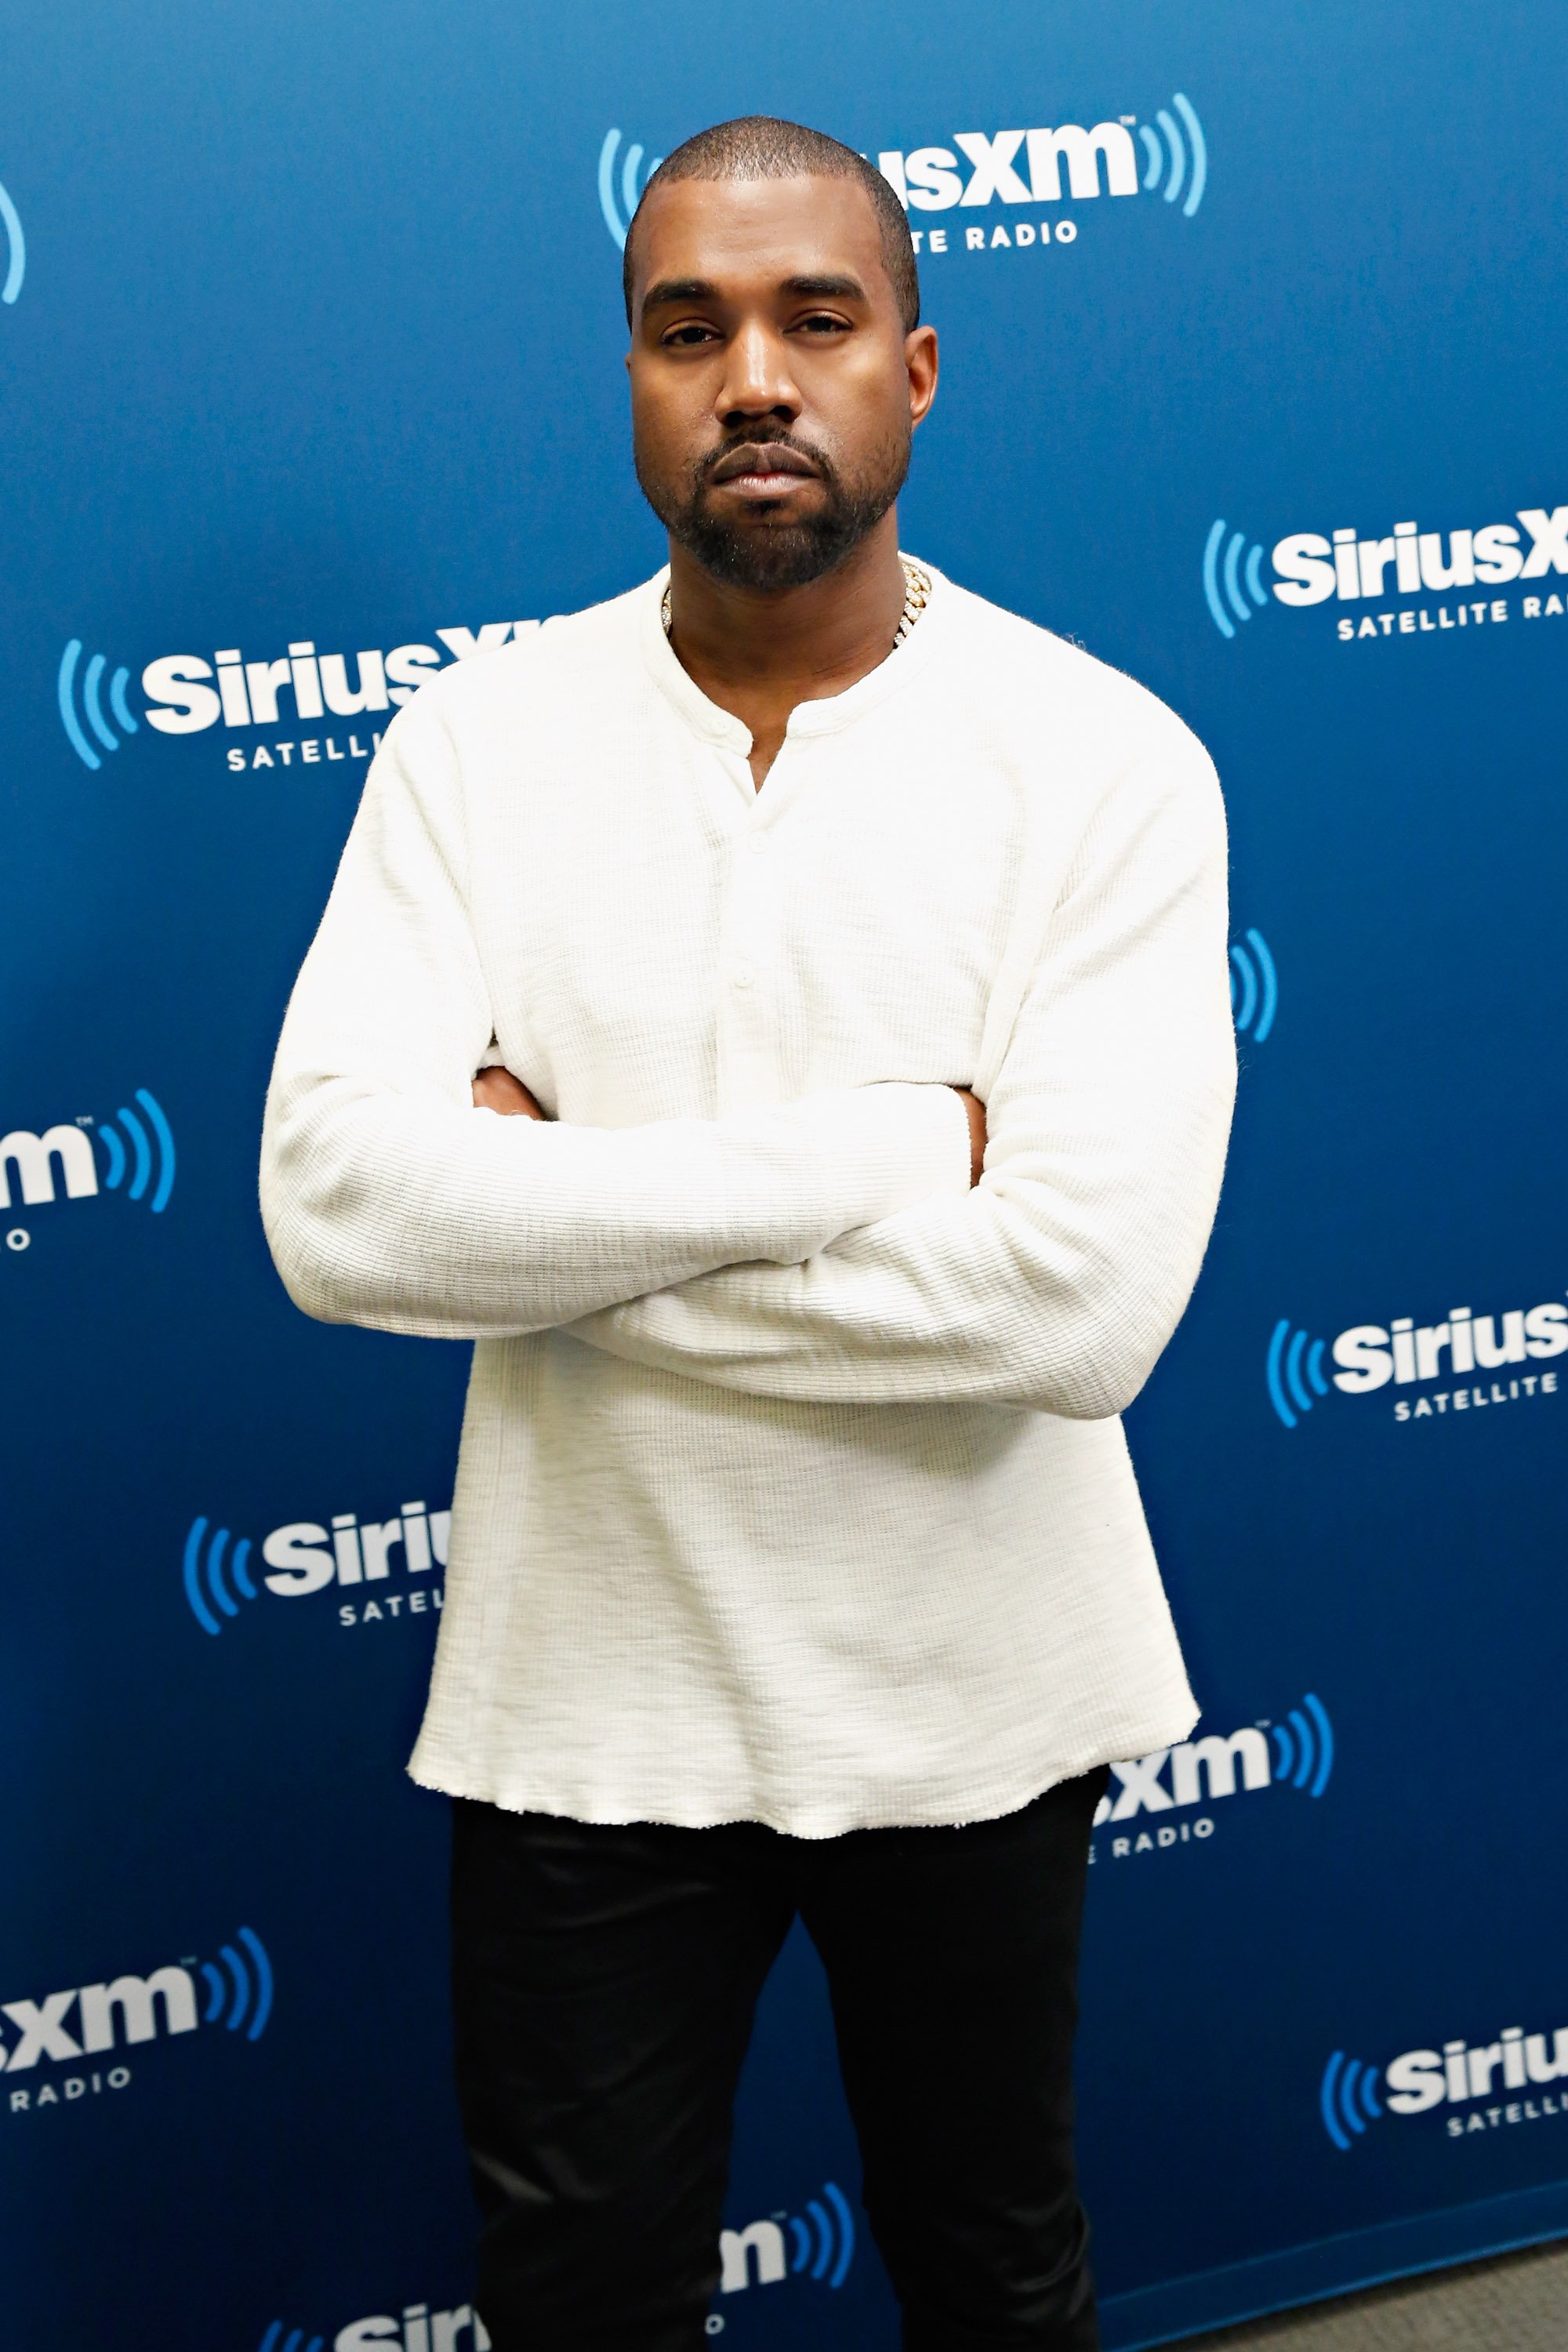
797, 313, 850, 334
662, 322, 719, 347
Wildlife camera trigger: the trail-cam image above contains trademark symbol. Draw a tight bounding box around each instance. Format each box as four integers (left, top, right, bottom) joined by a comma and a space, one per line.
5, 1229, 29, 1251
75, 1114, 93, 1125
1120, 115, 1135, 124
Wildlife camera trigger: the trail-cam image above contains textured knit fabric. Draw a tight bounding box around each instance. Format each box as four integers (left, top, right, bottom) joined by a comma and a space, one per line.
260, 564, 1236, 1838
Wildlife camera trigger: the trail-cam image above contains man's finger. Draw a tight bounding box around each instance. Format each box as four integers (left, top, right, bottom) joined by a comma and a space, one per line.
473, 1066, 546, 1119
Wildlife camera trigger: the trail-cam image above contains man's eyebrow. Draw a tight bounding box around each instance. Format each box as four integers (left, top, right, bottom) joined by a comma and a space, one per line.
641, 278, 719, 316
781, 273, 868, 303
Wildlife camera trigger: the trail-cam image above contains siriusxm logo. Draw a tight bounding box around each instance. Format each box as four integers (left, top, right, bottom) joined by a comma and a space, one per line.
261, 2307, 491, 2352
1092, 1695, 1333, 1862
259, 2191, 851, 2352
2, 1091, 176, 1251
57, 640, 140, 769
56, 618, 537, 772
1266, 1297, 1568, 1429
0, 173, 23, 304
720, 2181, 856, 2296
183, 1499, 451, 1636
597, 98, 1206, 256
1229, 927, 1277, 1044
1320, 2016, 1568, 2152
1202, 522, 1270, 639
1131, 102, 1207, 215
4, 1926, 272, 2115
876, 100, 1204, 223
598, 130, 662, 248
1203, 501, 1567, 641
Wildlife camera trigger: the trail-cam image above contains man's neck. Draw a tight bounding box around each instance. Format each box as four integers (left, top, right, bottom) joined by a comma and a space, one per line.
664, 511, 908, 789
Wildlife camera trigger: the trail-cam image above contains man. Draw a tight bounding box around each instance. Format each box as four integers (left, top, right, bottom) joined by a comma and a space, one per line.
262, 115, 1234, 2352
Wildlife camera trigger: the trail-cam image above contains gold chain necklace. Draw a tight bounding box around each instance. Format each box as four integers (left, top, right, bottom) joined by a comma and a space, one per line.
661, 556, 932, 645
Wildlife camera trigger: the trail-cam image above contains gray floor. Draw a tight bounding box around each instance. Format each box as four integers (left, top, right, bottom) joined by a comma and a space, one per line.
1178, 2237, 1568, 2349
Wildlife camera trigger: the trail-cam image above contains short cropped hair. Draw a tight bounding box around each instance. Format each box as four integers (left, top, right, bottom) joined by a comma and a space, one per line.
622, 115, 920, 332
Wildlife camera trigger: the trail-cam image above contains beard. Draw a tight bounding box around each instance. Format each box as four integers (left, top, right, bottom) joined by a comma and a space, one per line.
636, 422, 911, 592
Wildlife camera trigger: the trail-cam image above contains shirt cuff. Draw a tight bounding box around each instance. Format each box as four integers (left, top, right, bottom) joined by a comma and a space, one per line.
830, 1081, 975, 1229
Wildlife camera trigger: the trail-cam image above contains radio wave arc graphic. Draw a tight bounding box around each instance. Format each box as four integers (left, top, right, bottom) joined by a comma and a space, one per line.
93, 1089, 175, 1211
58, 639, 140, 769
1203, 521, 1269, 639
1137, 93, 1207, 216
198, 1926, 273, 2042
1266, 1319, 1330, 1430
0, 178, 24, 303
183, 1516, 259, 1636
1319, 2050, 1382, 2151
1229, 927, 1277, 1040
1270, 1693, 1334, 1797
259, 2325, 325, 2352
598, 129, 663, 249
787, 2180, 855, 2288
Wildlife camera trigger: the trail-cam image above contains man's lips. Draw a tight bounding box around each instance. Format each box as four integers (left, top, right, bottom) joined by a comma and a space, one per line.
707, 442, 821, 492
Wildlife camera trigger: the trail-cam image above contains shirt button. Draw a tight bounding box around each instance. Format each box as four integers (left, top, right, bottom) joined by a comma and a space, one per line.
732, 962, 755, 989
747, 833, 768, 855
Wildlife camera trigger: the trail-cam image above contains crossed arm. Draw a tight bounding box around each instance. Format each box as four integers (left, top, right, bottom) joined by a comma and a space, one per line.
262, 690, 1234, 1417
474, 1064, 989, 1188
474, 827, 1232, 1420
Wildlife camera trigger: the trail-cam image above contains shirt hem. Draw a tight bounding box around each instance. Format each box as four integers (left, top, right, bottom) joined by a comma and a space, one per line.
406, 1699, 1199, 1841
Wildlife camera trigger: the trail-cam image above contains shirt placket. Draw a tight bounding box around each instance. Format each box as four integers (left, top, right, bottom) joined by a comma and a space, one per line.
712, 747, 786, 1113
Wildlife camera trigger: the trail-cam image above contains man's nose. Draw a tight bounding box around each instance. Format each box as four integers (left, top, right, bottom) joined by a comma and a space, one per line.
716, 322, 801, 423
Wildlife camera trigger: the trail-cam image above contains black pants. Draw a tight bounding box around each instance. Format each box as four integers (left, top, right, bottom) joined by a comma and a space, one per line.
451, 1769, 1107, 2352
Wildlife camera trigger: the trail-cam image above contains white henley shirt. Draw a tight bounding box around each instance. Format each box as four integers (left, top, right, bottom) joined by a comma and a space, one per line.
260, 564, 1236, 1838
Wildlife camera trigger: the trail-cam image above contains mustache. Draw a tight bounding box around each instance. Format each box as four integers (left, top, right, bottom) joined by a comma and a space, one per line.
695, 429, 837, 486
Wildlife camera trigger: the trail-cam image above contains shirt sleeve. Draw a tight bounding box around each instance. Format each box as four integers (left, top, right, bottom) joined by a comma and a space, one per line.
259, 685, 974, 1340
566, 733, 1237, 1417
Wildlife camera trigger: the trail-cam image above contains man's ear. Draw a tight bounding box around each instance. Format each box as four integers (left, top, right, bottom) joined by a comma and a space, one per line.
906, 325, 939, 428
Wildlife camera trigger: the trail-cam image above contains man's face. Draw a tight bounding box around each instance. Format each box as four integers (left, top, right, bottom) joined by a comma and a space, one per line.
626, 173, 937, 591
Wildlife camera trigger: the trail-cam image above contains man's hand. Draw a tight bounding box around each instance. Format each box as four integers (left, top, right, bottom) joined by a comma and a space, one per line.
954, 1087, 986, 1186
473, 1066, 546, 1119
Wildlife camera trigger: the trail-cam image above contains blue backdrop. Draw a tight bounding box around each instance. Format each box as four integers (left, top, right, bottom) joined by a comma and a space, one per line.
4, 5, 1567, 2347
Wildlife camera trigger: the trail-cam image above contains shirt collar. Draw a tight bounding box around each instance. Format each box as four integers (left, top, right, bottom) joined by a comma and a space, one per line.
638, 558, 953, 755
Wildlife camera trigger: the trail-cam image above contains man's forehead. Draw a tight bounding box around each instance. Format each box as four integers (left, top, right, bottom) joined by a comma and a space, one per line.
633, 172, 885, 296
